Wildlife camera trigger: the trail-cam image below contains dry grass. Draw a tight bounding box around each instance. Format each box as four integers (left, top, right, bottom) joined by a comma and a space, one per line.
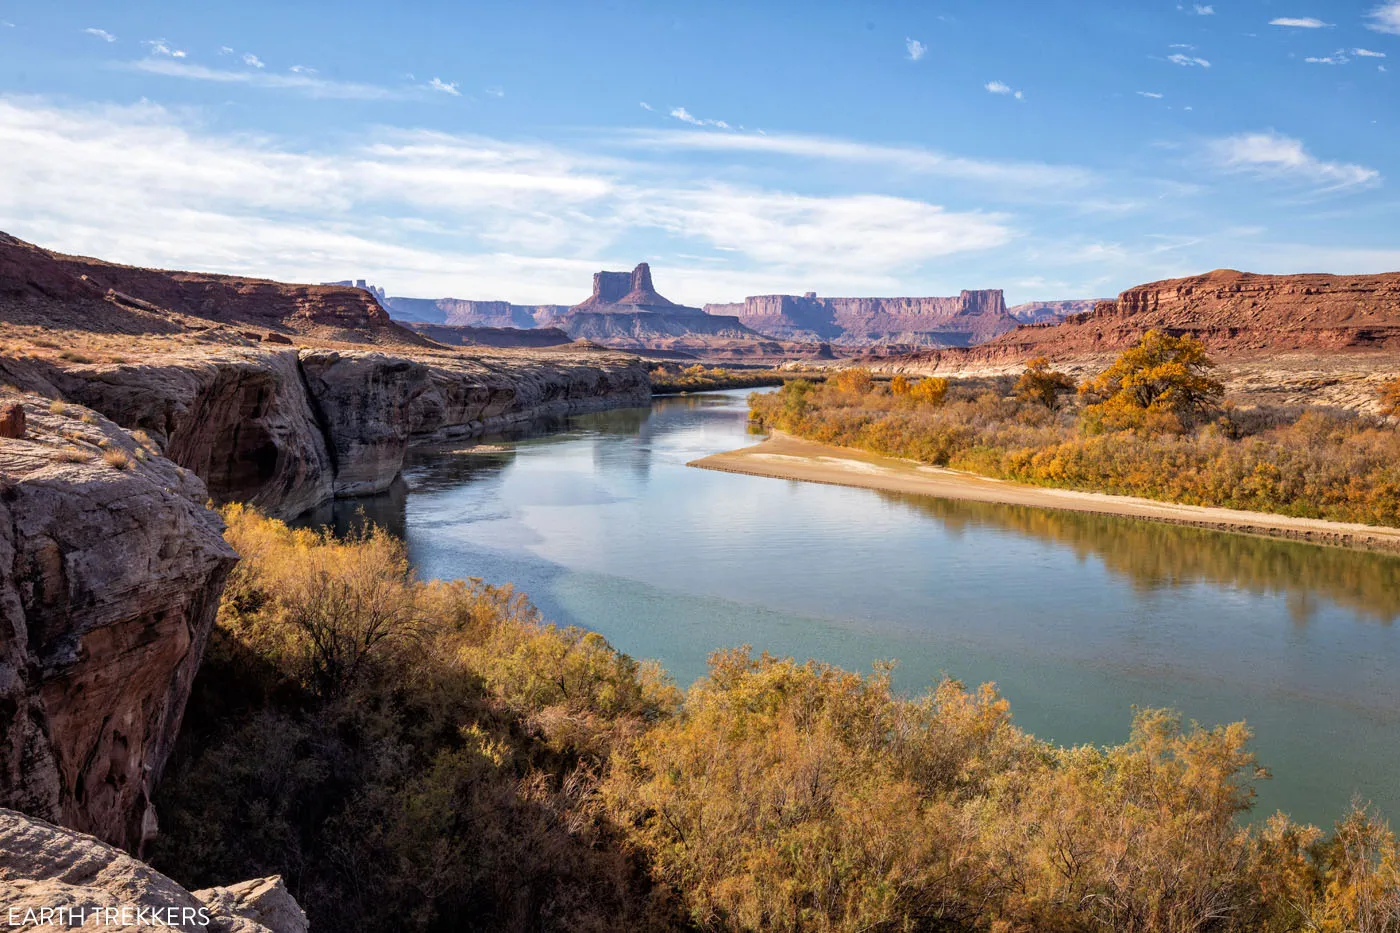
101, 448, 132, 470
53, 446, 93, 463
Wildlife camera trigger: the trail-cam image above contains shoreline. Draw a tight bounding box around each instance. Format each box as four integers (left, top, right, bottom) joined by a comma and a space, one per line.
689, 433, 1400, 554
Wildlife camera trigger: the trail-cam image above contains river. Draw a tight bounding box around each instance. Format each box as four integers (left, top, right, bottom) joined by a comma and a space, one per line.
303, 389, 1400, 829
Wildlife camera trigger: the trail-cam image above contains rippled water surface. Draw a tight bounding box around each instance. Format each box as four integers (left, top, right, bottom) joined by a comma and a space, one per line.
306, 390, 1400, 827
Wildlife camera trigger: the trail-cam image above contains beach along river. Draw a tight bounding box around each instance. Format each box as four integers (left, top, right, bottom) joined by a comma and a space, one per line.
303, 389, 1400, 829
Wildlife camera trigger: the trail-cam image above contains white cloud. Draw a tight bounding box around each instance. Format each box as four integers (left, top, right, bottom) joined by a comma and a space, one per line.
0, 96, 1025, 303
290, 64, 317, 74
617, 129, 1094, 191
639, 101, 654, 111
219, 46, 234, 55
427, 77, 460, 96
1305, 50, 1350, 64
669, 107, 730, 129
1, 20, 14, 28
1269, 17, 1331, 27
906, 37, 927, 61
1354, 47, 1387, 56
130, 58, 406, 100
485, 85, 505, 98
1137, 91, 1165, 98
1366, 1, 1400, 34
1170, 43, 1196, 48
144, 39, 187, 58
1208, 131, 1380, 190
1194, 5, 1216, 14
242, 53, 265, 69
985, 81, 1025, 99
84, 28, 116, 42
1167, 53, 1212, 67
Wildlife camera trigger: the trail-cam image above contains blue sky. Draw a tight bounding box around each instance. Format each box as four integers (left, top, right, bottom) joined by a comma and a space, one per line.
0, 1, 1396, 305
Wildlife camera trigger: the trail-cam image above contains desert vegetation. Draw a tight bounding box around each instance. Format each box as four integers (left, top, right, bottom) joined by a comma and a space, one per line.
151, 505, 1400, 932
749, 332, 1400, 527
650, 363, 795, 394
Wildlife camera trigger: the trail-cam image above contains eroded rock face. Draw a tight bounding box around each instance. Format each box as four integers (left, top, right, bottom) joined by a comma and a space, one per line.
0, 808, 306, 933
34, 346, 650, 516
0, 396, 236, 852
705, 290, 1017, 347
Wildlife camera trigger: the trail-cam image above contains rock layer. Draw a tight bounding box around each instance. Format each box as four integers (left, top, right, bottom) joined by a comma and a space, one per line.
0, 395, 236, 852
0, 808, 306, 932
705, 289, 1017, 347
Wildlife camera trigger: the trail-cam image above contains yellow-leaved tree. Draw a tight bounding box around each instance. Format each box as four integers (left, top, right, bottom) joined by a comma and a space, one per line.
1014, 356, 1077, 409
1081, 329, 1224, 433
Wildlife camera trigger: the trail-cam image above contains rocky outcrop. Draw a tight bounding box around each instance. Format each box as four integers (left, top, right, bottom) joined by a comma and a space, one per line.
705, 289, 1018, 347
0, 394, 236, 852
571, 262, 679, 312
1, 232, 415, 345
0, 808, 306, 932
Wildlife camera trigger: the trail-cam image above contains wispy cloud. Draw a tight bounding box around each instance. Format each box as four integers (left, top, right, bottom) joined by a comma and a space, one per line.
1269, 17, 1331, 28
128, 58, 406, 100
426, 77, 460, 96
83, 28, 116, 42
219, 46, 234, 55
1193, 5, 1216, 14
985, 80, 1025, 100
1208, 131, 1379, 190
639, 101, 654, 111
1167, 53, 1212, 67
0, 97, 1027, 302
1366, 1, 1400, 34
144, 38, 187, 58
290, 64, 317, 74
1137, 91, 1165, 98
1353, 47, 1387, 56
906, 37, 927, 61
670, 106, 730, 129
242, 53, 265, 69
485, 85, 505, 98
617, 129, 1093, 191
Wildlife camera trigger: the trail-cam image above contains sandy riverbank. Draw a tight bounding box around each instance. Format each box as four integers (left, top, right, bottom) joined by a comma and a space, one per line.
689, 433, 1400, 554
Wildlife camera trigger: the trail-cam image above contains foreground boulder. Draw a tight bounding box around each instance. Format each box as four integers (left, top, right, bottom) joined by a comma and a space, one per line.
0, 808, 306, 932
0, 394, 236, 851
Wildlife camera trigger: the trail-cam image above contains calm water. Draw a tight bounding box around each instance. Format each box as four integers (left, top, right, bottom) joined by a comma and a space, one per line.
305, 390, 1400, 828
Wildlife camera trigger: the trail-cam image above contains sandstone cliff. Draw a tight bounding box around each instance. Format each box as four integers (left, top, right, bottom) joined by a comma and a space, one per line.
704, 289, 1018, 347
0, 808, 306, 932
403, 322, 574, 348
0, 393, 236, 852
973, 269, 1400, 361
1007, 298, 1102, 325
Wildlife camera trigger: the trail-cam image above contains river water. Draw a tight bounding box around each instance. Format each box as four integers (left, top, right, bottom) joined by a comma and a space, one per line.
305, 389, 1400, 828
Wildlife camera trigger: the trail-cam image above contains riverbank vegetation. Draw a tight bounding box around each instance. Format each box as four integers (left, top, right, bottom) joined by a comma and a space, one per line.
150, 505, 1400, 932
749, 332, 1400, 527
649, 363, 796, 394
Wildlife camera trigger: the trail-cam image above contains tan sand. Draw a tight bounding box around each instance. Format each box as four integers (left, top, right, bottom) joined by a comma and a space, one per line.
688, 433, 1400, 554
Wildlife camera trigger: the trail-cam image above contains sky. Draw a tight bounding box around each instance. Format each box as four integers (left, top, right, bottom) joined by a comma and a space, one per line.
0, 1, 1396, 306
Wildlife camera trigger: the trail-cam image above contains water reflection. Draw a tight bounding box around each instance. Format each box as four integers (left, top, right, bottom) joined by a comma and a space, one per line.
879, 492, 1400, 625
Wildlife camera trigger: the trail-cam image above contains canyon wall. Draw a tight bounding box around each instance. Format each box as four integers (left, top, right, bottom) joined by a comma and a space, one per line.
704, 289, 1017, 347
5, 346, 651, 517
0, 394, 236, 852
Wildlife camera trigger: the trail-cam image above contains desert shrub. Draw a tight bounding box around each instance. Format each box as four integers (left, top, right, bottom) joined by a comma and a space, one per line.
831, 367, 875, 395
748, 355, 1400, 525
102, 448, 132, 470
154, 505, 679, 932
1380, 378, 1400, 418
1014, 356, 1078, 409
